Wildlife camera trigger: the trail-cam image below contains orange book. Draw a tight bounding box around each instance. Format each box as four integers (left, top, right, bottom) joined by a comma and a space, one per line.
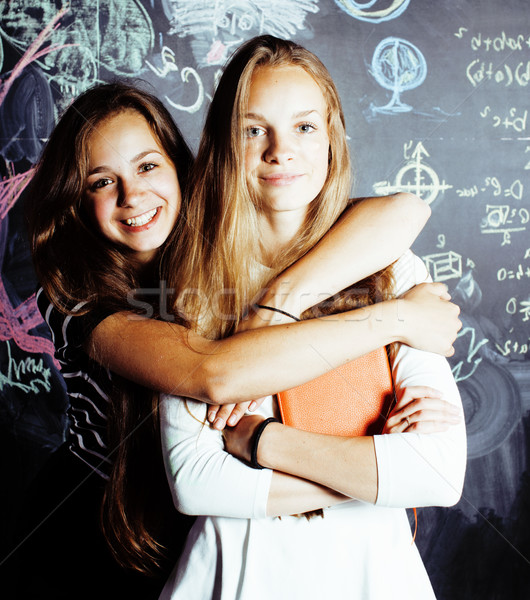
276, 347, 396, 437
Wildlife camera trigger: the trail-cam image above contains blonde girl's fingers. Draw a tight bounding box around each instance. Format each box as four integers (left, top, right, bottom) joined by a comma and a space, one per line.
399, 398, 461, 422
385, 399, 461, 433
393, 386, 443, 411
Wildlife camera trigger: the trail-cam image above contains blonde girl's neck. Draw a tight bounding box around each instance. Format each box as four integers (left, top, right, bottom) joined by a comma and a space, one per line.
258, 207, 308, 267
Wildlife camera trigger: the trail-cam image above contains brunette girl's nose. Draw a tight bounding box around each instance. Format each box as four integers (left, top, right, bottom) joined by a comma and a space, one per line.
118, 178, 146, 207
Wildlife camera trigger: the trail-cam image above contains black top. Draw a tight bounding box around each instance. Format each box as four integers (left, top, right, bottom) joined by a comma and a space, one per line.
36, 288, 114, 479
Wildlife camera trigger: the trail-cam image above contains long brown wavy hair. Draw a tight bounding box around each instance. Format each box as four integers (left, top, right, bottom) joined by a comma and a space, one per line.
26, 81, 193, 316
25, 82, 194, 574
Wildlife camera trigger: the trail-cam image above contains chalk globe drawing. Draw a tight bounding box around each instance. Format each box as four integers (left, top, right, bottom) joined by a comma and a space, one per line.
371, 37, 427, 113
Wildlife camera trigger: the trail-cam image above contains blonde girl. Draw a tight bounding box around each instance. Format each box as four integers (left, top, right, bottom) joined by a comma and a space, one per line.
158, 36, 465, 599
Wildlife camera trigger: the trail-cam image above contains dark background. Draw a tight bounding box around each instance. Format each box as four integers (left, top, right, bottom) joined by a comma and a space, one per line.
1, 0, 529, 596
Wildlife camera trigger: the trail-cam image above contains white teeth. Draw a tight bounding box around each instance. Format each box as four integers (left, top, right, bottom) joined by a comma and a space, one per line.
125, 208, 158, 227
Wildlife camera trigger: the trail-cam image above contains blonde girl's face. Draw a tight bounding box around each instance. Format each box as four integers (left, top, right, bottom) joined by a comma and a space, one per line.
243, 65, 330, 219
83, 110, 181, 264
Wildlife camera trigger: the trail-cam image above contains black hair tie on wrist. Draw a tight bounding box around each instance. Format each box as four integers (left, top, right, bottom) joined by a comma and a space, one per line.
256, 305, 300, 322
250, 417, 279, 469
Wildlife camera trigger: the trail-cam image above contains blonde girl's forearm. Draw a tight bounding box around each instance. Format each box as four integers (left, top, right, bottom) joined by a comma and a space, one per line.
258, 423, 379, 504
266, 471, 350, 516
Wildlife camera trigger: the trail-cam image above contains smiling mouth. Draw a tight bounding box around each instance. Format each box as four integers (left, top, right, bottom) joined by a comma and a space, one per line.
122, 207, 159, 227
260, 174, 303, 186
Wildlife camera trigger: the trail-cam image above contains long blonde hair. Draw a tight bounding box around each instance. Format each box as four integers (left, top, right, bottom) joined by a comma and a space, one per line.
164, 35, 395, 523
164, 35, 354, 338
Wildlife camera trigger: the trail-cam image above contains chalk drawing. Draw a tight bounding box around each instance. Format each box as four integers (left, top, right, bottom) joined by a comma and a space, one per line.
373, 141, 452, 205
161, 0, 319, 66
0, 168, 57, 365
0, 1, 154, 102
369, 37, 427, 114
0, 6, 71, 107
146, 46, 205, 113
0, 340, 52, 395
0, 10, 63, 366
423, 251, 463, 282
334, 0, 410, 23
452, 325, 489, 383
481, 204, 528, 245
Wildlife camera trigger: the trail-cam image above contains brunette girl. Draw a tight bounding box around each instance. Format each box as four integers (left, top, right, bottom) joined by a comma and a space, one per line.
21, 81, 454, 599
158, 36, 465, 599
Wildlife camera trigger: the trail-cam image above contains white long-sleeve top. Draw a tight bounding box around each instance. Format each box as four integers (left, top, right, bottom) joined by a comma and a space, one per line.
159, 251, 467, 600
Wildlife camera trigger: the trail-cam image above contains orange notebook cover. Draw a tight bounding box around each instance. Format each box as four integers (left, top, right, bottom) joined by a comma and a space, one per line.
276, 347, 396, 437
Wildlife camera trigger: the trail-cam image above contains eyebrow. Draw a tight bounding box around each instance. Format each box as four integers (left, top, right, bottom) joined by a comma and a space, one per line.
88, 149, 163, 175
244, 109, 321, 120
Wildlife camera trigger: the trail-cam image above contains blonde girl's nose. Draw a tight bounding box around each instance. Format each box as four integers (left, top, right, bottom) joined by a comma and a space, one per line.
263, 131, 295, 164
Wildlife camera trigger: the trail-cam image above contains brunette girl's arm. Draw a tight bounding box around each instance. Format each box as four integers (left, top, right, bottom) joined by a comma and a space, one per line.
248, 192, 430, 323
88, 280, 460, 405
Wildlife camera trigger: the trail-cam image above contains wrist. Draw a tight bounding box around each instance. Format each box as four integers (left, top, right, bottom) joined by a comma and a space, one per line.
361, 300, 401, 346
384, 297, 412, 345
255, 421, 282, 469
250, 418, 279, 469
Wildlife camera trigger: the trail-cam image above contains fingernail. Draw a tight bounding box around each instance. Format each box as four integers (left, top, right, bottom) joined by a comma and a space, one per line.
248, 402, 257, 412
213, 418, 224, 430
207, 412, 215, 423
227, 415, 237, 426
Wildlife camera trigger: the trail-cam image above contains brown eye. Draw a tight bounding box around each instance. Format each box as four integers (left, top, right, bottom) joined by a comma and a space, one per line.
90, 178, 112, 191
139, 162, 157, 173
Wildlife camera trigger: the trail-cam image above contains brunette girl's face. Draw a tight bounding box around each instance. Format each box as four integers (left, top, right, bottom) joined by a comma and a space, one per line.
243, 65, 330, 220
83, 110, 181, 264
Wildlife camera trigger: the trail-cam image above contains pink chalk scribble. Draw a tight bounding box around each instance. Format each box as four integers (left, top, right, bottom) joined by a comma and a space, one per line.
0, 169, 59, 369
0, 7, 76, 370
206, 39, 227, 64
0, 6, 74, 107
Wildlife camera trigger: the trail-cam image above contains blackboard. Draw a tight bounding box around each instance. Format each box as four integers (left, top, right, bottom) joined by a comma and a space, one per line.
1, 1, 529, 596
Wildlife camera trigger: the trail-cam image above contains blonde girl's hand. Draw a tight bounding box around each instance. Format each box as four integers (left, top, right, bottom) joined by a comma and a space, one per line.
383, 386, 462, 434
222, 414, 265, 463
207, 398, 266, 431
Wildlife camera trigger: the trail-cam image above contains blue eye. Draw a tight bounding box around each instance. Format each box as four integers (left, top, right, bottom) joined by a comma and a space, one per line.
298, 122, 316, 133
246, 126, 265, 138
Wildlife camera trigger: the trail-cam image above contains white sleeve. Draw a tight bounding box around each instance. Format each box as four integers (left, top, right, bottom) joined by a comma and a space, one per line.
373, 251, 467, 508
159, 395, 273, 518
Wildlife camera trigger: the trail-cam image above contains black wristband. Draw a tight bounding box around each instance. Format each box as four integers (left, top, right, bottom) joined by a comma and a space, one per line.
256, 305, 300, 322
250, 417, 279, 469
